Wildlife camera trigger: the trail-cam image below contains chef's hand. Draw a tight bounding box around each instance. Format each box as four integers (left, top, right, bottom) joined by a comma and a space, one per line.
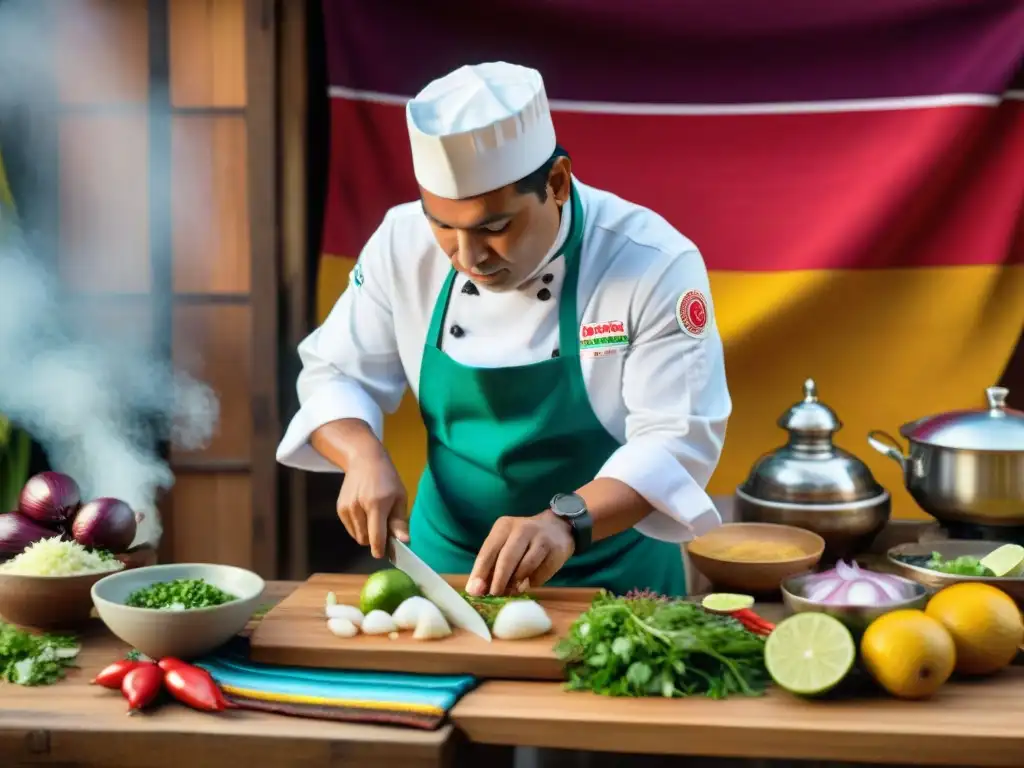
466, 512, 574, 596
336, 450, 409, 559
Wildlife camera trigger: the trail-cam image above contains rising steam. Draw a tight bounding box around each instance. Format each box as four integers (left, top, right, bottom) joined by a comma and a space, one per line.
0, 1, 220, 546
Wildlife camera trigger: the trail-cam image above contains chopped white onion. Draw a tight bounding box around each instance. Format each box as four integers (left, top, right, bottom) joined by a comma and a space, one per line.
800, 560, 909, 607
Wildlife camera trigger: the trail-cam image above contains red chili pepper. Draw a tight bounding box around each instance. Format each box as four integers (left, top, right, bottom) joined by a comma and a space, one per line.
157, 657, 191, 673
121, 663, 164, 714
163, 663, 228, 712
92, 659, 145, 689
732, 609, 775, 635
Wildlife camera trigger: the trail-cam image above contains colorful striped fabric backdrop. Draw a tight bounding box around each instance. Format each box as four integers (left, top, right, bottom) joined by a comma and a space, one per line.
317, 0, 1024, 519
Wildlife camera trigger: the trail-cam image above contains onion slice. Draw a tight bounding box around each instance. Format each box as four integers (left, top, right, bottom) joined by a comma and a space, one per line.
799, 559, 910, 607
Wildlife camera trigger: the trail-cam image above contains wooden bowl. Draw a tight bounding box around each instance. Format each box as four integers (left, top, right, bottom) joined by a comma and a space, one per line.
0, 570, 115, 631
117, 544, 158, 571
686, 522, 825, 594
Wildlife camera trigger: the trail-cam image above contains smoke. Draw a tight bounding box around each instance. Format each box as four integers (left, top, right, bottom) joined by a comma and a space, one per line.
0, 1, 220, 546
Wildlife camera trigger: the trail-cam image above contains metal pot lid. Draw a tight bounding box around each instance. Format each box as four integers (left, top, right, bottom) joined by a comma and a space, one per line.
740, 379, 885, 504
899, 386, 1024, 451
777, 379, 842, 437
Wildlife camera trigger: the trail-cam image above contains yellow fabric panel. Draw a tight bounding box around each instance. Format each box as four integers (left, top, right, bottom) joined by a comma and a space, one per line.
316, 259, 1024, 520
0, 149, 14, 210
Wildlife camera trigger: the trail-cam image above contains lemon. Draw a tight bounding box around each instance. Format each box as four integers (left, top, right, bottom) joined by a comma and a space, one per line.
860, 610, 955, 699
359, 569, 421, 615
701, 593, 755, 612
979, 544, 1024, 577
764, 613, 856, 696
925, 583, 1023, 676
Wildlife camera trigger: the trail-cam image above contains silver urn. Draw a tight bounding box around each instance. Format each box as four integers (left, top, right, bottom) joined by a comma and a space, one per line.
736, 379, 891, 559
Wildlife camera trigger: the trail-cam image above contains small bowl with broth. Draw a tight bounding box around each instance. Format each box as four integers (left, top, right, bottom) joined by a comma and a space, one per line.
686, 523, 825, 594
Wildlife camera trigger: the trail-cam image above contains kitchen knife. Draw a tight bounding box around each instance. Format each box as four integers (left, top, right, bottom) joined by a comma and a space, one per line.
387, 537, 492, 641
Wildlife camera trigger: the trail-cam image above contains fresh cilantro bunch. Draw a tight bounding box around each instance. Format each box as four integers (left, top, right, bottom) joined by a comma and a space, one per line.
0, 622, 80, 686
554, 591, 769, 698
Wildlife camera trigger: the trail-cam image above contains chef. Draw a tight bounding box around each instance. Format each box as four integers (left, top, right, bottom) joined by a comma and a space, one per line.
277, 62, 731, 598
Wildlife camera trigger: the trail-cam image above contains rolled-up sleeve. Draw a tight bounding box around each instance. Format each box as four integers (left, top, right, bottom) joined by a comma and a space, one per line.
596, 250, 731, 542
276, 222, 407, 472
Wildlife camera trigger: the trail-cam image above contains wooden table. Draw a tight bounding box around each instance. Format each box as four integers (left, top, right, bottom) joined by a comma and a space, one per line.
453, 598, 1024, 766
5, 571, 1023, 767
0, 583, 454, 768
452, 675, 1024, 767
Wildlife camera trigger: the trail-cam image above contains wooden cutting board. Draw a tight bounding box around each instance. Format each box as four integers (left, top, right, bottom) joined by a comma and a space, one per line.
248, 573, 597, 680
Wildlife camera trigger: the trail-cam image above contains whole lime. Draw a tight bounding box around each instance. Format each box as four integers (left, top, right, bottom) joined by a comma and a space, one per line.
359, 569, 421, 614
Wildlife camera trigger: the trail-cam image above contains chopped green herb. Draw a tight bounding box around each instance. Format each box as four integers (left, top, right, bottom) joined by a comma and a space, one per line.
923, 552, 994, 577
554, 590, 769, 699
0, 622, 80, 686
126, 578, 238, 610
459, 591, 534, 629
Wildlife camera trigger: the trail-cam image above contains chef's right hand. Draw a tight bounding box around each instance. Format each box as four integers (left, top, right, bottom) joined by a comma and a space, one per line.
336, 450, 409, 559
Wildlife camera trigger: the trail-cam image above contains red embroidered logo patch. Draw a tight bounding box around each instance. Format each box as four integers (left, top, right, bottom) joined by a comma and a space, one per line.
676, 290, 709, 338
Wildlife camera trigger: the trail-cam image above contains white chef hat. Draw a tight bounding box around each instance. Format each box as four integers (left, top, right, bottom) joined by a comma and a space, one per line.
406, 62, 557, 200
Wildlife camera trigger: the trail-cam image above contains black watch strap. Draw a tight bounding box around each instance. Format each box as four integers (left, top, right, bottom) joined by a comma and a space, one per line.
549, 492, 593, 555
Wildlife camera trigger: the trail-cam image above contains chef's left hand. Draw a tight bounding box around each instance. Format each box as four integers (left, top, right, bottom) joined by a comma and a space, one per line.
466, 512, 574, 596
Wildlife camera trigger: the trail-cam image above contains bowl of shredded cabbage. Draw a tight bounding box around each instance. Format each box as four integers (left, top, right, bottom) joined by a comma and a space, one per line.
0, 538, 125, 630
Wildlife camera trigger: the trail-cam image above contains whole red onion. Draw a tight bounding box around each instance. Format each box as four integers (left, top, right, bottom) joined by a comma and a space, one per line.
71, 498, 137, 553
0, 511, 60, 555
18, 472, 81, 527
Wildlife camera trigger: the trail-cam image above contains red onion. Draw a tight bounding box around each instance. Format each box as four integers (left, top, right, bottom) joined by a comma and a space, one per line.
71, 498, 137, 553
18, 472, 81, 527
801, 560, 911, 607
0, 511, 61, 555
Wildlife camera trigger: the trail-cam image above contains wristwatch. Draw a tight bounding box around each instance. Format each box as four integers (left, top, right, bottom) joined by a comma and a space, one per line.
549, 492, 593, 555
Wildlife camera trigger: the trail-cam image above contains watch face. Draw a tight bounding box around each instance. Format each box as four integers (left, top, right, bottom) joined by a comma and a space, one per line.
553, 493, 587, 519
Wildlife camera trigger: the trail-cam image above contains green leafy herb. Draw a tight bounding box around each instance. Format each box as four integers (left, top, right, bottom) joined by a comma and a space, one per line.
554, 590, 769, 699
0, 622, 79, 686
126, 578, 238, 610
459, 591, 534, 629
924, 552, 993, 577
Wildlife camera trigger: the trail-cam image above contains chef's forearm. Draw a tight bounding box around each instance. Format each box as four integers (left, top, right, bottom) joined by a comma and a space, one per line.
575, 478, 652, 541
310, 418, 387, 472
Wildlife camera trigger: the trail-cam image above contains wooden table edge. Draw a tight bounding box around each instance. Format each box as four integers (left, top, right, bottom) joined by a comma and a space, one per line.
450, 682, 1024, 766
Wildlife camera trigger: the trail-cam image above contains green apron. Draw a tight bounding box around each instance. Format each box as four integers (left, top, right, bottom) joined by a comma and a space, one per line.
409, 186, 687, 597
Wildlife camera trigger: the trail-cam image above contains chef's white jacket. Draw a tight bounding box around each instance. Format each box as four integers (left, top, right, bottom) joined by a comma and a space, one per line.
277, 179, 731, 541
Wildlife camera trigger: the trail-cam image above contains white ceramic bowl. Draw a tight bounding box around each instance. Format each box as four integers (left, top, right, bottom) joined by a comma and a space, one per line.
92, 563, 265, 659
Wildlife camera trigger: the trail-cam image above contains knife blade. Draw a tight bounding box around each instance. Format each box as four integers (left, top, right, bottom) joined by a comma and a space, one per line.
387, 537, 492, 641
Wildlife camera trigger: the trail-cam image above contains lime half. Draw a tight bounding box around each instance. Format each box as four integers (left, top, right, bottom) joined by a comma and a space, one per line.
701, 593, 754, 612
359, 569, 421, 614
765, 613, 856, 696
979, 544, 1024, 577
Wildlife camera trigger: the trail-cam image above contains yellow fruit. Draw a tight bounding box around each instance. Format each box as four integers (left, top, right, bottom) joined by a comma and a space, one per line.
925, 583, 1024, 676
860, 610, 955, 699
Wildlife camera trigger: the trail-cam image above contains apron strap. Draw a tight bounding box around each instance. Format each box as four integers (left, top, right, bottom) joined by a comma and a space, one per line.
425, 269, 458, 349
424, 182, 587, 353
557, 185, 586, 357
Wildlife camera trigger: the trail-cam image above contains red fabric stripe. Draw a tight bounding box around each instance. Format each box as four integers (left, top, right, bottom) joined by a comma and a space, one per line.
322, 99, 1024, 271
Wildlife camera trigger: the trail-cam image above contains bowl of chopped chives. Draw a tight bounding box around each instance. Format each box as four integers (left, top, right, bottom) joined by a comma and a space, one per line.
91, 563, 265, 660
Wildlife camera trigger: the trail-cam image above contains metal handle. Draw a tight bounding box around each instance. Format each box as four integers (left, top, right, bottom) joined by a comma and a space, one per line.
867, 430, 907, 472
986, 386, 1009, 410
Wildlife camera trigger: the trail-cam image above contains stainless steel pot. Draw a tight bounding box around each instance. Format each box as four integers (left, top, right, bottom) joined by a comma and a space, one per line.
867, 386, 1024, 527
736, 379, 891, 559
